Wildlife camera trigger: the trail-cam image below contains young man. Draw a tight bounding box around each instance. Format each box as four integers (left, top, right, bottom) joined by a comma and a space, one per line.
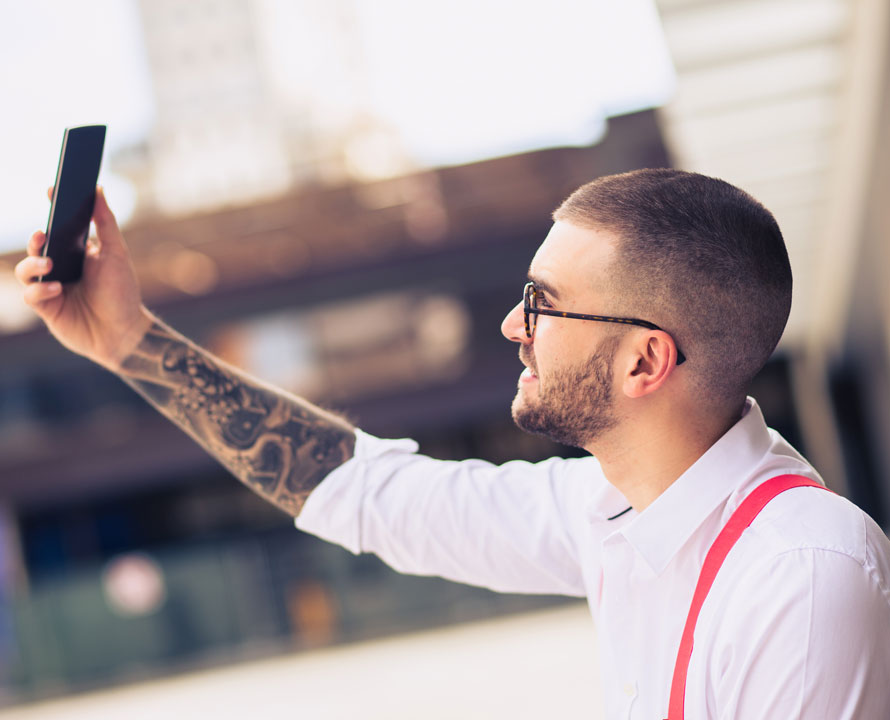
17, 169, 890, 718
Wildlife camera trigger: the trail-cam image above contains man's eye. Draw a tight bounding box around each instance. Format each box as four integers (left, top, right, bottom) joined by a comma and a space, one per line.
537, 295, 552, 308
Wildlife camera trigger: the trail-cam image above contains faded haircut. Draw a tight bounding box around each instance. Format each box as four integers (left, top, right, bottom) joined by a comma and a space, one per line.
553, 168, 792, 405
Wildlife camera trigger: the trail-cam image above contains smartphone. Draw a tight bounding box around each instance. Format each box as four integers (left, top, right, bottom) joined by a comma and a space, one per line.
41, 125, 107, 284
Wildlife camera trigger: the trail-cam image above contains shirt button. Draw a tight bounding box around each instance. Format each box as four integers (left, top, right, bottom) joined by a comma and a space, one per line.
623, 683, 636, 697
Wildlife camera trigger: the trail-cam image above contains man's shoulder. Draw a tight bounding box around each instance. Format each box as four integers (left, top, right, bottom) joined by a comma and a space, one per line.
748, 486, 890, 574
703, 491, 890, 719
709, 488, 890, 635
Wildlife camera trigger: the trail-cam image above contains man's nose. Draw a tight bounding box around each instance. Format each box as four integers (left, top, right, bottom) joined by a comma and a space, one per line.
501, 301, 529, 344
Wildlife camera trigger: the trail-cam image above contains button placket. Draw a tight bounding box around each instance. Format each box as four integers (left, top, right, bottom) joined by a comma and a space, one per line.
622, 680, 638, 719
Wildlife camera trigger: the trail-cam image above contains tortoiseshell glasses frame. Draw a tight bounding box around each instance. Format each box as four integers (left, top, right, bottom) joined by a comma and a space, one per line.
522, 281, 686, 365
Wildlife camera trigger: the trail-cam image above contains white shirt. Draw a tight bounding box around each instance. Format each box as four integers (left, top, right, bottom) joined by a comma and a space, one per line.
296, 398, 890, 719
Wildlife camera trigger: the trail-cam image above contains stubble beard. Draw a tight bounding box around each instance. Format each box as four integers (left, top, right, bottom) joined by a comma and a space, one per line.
511, 337, 619, 449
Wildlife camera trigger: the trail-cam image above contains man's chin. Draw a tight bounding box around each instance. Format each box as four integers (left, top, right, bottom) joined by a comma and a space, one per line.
511, 394, 592, 449
511, 391, 533, 425
511, 396, 552, 439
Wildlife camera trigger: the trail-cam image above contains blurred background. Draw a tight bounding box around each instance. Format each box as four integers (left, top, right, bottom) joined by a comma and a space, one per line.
0, 0, 888, 716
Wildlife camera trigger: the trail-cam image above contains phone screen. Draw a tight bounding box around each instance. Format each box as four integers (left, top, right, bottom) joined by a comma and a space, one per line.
42, 125, 106, 284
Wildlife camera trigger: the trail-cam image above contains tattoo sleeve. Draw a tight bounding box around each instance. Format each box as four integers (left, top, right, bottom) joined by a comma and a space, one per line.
118, 318, 356, 516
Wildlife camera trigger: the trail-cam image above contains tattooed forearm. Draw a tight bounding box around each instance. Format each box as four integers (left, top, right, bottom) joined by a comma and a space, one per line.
118, 318, 356, 516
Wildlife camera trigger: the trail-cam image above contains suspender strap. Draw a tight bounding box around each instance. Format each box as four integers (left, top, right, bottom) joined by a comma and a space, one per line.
664, 474, 829, 720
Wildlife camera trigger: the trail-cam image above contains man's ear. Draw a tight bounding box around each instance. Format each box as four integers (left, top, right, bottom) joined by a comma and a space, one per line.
621, 331, 678, 398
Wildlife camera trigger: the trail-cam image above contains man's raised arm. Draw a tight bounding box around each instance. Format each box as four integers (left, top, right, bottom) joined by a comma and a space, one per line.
119, 318, 355, 515
15, 187, 354, 516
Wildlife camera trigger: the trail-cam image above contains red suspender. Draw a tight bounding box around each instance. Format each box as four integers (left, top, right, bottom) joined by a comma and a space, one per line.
663, 474, 829, 720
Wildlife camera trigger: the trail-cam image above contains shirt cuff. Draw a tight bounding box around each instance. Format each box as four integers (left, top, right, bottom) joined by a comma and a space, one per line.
294, 428, 419, 554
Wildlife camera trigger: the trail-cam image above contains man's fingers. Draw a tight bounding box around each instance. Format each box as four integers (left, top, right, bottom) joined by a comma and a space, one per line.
93, 187, 117, 232
27, 230, 47, 257
14, 255, 53, 285
22, 279, 63, 306
91, 187, 127, 254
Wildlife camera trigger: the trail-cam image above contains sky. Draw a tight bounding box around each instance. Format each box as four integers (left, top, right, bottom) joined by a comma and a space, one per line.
0, 0, 152, 253
0, 0, 674, 255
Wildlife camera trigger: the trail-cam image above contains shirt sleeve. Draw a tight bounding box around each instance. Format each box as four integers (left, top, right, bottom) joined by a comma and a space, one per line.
708, 546, 890, 719
295, 429, 591, 596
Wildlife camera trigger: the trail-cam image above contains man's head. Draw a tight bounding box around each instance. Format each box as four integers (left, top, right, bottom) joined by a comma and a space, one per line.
502, 168, 792, 448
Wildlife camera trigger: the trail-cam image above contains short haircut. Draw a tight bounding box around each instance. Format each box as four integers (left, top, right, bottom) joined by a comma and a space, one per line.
553, 168, 792, 405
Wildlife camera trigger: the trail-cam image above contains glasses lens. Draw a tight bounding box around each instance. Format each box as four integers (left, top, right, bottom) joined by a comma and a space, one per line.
524, 283, 536, 337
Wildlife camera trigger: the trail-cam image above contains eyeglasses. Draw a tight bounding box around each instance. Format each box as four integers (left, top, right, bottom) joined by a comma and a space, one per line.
523, 281, 686, 365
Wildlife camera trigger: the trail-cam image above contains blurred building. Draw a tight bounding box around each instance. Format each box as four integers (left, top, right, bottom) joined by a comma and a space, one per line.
119, 0, 411, 218
132, 0, 297, 213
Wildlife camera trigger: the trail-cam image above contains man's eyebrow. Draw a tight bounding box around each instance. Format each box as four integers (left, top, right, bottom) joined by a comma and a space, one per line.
527, 273, 561, 301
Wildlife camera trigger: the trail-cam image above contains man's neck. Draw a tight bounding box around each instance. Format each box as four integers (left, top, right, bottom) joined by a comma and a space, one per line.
589, 404, 743, 512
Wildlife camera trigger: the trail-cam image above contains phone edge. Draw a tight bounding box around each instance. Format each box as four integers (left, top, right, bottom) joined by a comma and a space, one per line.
41, 129, 73, 282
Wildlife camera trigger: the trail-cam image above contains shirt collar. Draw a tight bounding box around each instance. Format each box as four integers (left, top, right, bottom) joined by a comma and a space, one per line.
615, 397, 774, 576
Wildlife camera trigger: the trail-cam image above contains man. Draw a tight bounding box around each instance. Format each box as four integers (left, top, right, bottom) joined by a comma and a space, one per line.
16, 169, 890, 718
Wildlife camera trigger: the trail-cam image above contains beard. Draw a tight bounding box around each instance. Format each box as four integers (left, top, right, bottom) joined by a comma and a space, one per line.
511, 337, 619, 448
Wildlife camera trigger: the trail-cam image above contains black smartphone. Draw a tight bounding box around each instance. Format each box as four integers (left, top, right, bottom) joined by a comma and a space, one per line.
41, 125, 107, 284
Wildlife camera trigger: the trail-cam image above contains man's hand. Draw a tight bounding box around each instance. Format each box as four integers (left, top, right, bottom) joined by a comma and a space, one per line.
15, 186, 152, 371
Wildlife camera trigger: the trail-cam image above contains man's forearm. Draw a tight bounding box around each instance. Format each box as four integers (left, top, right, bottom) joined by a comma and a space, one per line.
118, 317, 356, 516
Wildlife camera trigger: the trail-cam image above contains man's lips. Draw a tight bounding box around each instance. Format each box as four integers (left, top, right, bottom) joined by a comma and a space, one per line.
519, 350, 538, 380
520, 366, 538, 382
